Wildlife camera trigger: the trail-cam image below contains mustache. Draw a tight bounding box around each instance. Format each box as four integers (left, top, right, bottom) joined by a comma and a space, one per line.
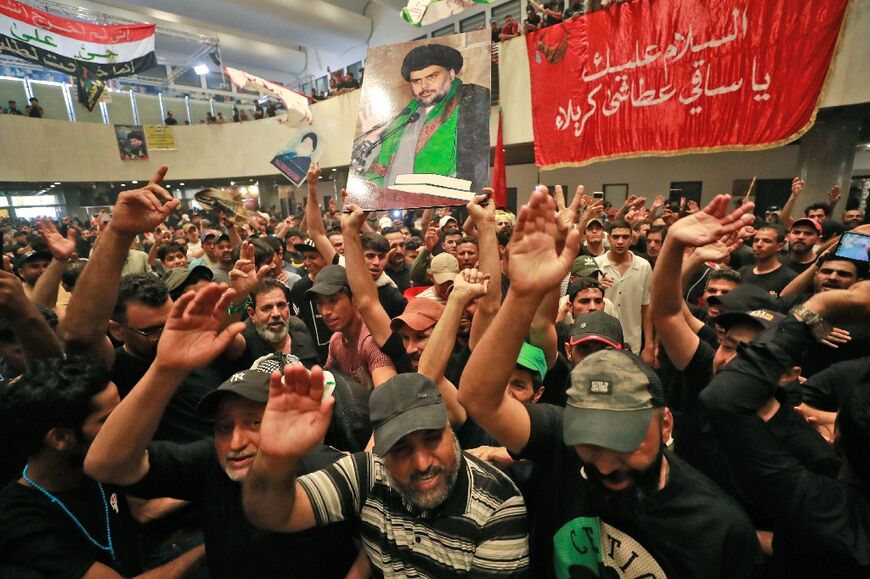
411, 467, 442, 483
226, 451, 254, 460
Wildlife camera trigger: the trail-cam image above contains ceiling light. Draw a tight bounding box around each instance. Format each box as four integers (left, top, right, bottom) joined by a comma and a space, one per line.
131, 180, 138, 184
230, 181, 235, 186
53, 182, 61, 185
193, 64, 209, 75
179, 182, 185, 186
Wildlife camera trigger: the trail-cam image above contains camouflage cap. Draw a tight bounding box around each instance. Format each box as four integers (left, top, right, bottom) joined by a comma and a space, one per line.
563, 349, 664, 453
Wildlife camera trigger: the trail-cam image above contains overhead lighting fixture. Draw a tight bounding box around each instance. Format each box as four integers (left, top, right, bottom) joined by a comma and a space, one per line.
131, 180, 138, 184
230, 181, 235, 186
53, 182, 61, 185
193, 64, 209, 75
179, 182, 185, 186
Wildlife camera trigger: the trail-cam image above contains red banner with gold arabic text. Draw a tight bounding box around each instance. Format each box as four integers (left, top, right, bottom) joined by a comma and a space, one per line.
527, 0, 849, 169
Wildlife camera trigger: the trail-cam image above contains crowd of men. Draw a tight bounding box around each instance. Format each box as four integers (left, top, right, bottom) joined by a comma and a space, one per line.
0, 160, 868, 578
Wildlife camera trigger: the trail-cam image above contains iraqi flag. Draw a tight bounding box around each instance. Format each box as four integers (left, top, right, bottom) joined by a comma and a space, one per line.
0, 0, 156, 80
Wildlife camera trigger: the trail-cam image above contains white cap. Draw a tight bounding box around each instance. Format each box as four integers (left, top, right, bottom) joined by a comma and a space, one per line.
439, 215, 457, 229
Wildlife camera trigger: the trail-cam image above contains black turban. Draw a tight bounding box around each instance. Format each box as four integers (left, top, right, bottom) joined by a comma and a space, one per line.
401, 44, 464, 81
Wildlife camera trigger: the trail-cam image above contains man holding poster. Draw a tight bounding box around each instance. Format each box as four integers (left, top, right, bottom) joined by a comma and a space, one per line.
348, 34, 490, 210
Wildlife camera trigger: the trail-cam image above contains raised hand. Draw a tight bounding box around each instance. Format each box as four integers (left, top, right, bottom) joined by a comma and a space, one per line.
109, 166, 180, 234
827, 185, 842, 206
651, 195, 665, 213
666, 195, 755, 248
423, 225, 440, 251
555, 185, 584, 242
0, 270, 30, 320
229, 241, 272, 300
155, 284, 246, 372
307, 161, 321, 192
508, 190, 581, 295
466, 189, 495, 225
38, 220, 75, 260
257, 364, 335, 461
451, 267, 490, 302
791, 177, 804, 197
340, 203, 367, 234
692, 231, 743, 263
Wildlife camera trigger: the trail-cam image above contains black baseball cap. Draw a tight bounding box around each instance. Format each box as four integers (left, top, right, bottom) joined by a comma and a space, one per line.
14, 249, 52, 269
306, 265, 349, 297
294, 238, 320, 254
706, 285, 777, 312
569, 311, 624, 349
714, 308, 785, 332
197, 369, 270, 418
370, 374, 447, 456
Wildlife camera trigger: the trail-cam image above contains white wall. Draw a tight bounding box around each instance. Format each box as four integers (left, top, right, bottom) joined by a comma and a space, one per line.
506, 145, 801, 207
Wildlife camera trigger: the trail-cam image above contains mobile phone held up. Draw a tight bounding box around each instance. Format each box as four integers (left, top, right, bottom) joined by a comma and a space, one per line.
666, 189, 682, 212
833, 231, 870, 263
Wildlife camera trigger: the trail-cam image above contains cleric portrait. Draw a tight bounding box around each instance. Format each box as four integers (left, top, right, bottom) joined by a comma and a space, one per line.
360, 43, 490, 192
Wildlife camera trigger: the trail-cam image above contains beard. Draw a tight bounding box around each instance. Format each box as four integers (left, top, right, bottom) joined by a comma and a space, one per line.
584, 445, 665, 513
417, 88, 449, 107
386, 435, 462, 512
254, 317, 289, 343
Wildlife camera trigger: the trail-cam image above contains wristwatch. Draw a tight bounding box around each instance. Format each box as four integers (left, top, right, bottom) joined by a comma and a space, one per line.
790, 304, 832, 342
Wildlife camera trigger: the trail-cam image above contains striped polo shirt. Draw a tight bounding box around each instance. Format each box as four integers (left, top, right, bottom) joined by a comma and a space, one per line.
298, 451, 529, 577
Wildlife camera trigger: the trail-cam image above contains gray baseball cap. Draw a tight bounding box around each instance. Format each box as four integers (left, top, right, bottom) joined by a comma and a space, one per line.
563, 349, 665, 453
369, 374, 447, 456
306, 265, 349, 297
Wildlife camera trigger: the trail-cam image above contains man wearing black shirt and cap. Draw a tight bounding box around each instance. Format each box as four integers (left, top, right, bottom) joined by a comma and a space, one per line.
85, 285, 359, 578
701, 281, 870, 577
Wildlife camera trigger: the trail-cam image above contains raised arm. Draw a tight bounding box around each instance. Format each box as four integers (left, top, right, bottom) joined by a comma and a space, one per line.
30, 220, 76, 310
85, 284, 245, 485
459, 190, 580, 453
0, 270, 62, 367
780, 177, 803, 230
409, 225, 439, 285
305, 162, 337, 264
244, 364, 333, 533
341, 204, 393, 347
418, 269, 489, 427
62, 166, 178, 366
653, 196, 754, 371
467, 190, 502, 350
529, 185, 582, 366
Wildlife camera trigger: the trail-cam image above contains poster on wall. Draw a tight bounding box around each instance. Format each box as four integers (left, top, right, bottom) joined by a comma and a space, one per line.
345, 31, 491, 210
526, 0, 850, 169
144, 124, 177, 150
271, 127, 325, 187
115, 124, 148, 161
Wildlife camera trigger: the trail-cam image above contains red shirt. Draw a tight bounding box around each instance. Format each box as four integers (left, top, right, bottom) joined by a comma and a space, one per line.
501, 21, 520, 37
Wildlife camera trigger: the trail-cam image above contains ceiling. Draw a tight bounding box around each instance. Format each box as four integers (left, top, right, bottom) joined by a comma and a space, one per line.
51, 0, 398, 83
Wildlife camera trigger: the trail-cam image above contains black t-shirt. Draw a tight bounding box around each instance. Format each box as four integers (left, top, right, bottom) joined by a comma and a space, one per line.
377, 284, 407, 320
674, 341, 839, 527
537, 352, 571, 407
781, 255, 816, 274
290, 276, 332, 364
801, 356, 870, 411
0, 477, 143, 578
111, 347, 220, 444
445, 343, 472, 387
385, 264, 412, 293
518, 403, 759, 579
127, 440, 358, 578
218, 317, 320, 374
737, 264, 797, 296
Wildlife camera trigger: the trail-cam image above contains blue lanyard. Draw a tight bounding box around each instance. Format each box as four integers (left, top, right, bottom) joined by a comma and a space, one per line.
21, 465, 117, 562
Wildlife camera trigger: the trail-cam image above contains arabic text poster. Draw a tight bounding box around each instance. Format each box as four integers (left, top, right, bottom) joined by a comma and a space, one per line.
526, 0, 848, 168
345, 31, 491, 211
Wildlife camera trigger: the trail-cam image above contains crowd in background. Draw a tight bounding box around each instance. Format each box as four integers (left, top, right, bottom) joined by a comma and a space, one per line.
1, 155, 869, 577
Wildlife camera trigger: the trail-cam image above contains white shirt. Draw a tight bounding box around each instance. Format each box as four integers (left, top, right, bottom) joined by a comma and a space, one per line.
594, 251, 651, 353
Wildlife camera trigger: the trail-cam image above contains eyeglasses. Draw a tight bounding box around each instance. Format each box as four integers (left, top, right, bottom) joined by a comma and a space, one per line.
123, 324, 164, 341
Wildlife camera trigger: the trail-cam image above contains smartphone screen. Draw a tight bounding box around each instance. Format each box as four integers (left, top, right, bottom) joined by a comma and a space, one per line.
833, 231, 870, 263
667, 189, 682, 211
592, 191, 604, 200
